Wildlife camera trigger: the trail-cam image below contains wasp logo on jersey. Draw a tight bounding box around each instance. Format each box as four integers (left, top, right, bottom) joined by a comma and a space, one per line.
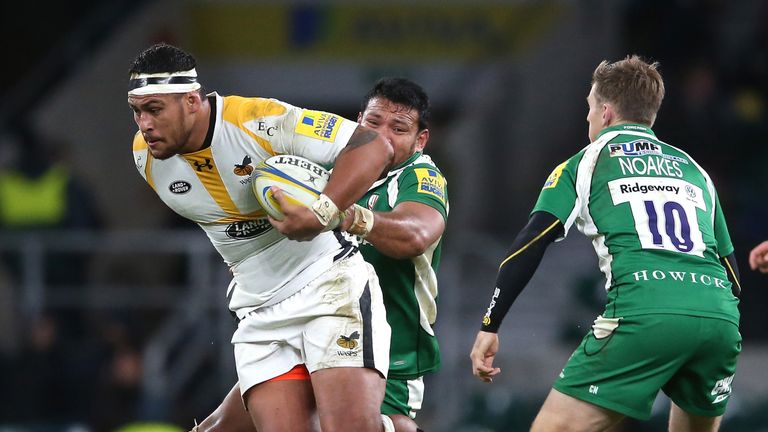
225, 220, 272, 239
609, 140, 662, 157
415, 168, 446, 202
543, 161, 567, 189
169, 181, 191, 194
295, 110, 341, 142
336, 331, 360, 353
234, 155, 254, 176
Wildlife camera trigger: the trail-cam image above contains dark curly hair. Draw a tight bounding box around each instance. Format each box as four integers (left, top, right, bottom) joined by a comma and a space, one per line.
361, 77, 431, 131
128, 43, 197, 77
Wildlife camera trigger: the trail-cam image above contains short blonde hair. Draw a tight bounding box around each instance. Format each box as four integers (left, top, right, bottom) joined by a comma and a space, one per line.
592, 55, 665, 125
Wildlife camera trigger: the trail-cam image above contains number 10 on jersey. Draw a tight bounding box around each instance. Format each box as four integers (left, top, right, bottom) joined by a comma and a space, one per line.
609, 178, 706, 257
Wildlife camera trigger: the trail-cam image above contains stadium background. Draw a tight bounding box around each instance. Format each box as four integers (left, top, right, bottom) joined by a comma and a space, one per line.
1, 1, 766, 431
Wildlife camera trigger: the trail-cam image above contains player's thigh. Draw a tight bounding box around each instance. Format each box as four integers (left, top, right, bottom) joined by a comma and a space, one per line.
311, 366, 386, 432
669, 402, 722, 432
232, 254, 389, 391
531, 388, 624, 432
663, 318, 740, 419
303, 253, 390, 377
381, 376, 424, 419
243, 378, 319, 432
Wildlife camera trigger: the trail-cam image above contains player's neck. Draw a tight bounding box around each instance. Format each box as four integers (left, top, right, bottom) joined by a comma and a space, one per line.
185, 99, 212, 153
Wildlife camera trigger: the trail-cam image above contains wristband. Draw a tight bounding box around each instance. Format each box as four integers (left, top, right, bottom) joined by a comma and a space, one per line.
348, 204, 375, 238
311, 194, 341, 231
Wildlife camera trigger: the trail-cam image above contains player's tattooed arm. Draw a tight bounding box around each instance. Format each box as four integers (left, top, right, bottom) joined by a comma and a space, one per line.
344, 125, 394, 178
346, 125, 380, 150
323, 125, 394, 211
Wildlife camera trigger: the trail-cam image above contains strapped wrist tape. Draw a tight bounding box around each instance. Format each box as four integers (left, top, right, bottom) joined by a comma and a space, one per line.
311, 194, 341, 231
348, 204, 375, 238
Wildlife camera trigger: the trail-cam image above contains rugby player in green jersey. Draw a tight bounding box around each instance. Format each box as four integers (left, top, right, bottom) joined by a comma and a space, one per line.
470, 56, 741, 432
194, 78, 447, 432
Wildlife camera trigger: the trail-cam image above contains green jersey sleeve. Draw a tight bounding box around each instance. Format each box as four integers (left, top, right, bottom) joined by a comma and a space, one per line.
531, 151, 585, 226
713, 192, 734, 257
394, 164, 448, 220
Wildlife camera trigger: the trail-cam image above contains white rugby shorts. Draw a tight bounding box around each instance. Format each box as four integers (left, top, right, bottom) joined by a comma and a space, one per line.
231, 252, 391, 394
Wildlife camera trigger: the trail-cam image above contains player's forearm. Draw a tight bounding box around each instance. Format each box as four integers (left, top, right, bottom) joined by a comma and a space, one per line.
323, 126, 393, 209
364, 208, 445, 259
481, 212, 563, 333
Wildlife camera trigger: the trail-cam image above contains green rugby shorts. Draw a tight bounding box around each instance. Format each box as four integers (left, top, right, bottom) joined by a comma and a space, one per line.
381, 376, 424, 418
554, 314, 740, 420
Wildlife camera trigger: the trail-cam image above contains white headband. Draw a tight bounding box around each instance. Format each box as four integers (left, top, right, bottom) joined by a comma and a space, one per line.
128, 69, 201, 96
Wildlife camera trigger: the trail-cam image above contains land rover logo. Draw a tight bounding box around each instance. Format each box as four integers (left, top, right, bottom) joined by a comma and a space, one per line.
169, 181, 191, 194
226, 220, 272, 239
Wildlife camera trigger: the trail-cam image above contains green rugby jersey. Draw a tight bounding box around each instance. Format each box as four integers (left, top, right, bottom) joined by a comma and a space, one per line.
533, 124, 739, 324
358, 151, 447, 379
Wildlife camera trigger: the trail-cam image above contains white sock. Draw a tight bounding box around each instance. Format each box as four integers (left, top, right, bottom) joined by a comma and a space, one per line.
381, 414, 396, 432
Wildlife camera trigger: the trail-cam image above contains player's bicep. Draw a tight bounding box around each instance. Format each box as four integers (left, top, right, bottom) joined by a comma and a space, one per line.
395, 167, 448, 219
390, 201, 446, 245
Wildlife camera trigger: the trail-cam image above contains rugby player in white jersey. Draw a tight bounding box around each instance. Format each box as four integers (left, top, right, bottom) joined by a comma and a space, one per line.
128, 43, 394, 432
191, 78, 446, 432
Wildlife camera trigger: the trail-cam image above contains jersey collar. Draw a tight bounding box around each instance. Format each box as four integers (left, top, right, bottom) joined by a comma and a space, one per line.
597, 123, 655, 139
393, 151, 423, 171
368, 151, 424, 190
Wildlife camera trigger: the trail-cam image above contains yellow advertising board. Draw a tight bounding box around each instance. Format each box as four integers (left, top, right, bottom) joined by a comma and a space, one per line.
188, 3, 564, 60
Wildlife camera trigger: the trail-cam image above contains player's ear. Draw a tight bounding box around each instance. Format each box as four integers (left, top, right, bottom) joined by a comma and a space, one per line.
185, 92, 201, 111
601, 103, 615, 126
416, 128, 429, 151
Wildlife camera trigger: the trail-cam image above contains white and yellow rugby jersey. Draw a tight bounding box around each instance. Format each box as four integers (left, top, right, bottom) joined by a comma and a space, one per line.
132, 92, 360, 312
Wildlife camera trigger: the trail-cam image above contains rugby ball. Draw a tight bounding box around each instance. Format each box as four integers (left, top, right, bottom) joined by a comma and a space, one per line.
251, 155, 331, 220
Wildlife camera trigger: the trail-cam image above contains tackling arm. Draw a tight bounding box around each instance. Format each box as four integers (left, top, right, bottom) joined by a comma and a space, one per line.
344, 201, 445, 259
